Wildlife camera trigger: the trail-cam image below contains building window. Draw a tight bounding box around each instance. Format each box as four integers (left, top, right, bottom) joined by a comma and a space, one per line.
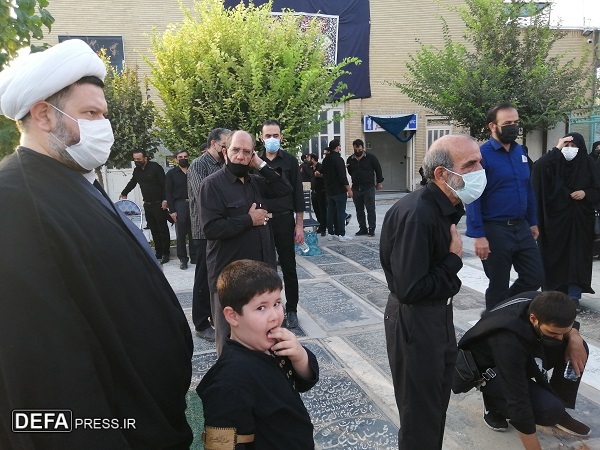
58, 35, 124, 72
427, 126, 452, 150
300, 107, 344, 159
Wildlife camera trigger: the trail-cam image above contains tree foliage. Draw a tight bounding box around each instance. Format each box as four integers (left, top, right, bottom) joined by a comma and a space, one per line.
150, 0, 358, 155
102, 54, 159, 168
0, 0, 55, 157
397, 0, 591, 140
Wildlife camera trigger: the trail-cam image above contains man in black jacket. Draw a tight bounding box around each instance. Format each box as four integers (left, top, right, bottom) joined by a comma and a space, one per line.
321, 139, 353, 241
458, 291, 590, 449
346, 139, 383, 236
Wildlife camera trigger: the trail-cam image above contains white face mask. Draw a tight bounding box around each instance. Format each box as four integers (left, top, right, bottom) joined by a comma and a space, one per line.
561, 147, 578, 161
50, 104, 114, 170
444, 168, 487, 204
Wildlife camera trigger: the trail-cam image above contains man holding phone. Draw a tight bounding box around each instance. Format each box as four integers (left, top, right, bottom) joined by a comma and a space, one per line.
456, 291, 590, 449
199, 130, 292, 354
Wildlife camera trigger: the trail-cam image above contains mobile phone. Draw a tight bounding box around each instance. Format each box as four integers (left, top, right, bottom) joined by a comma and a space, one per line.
564, 361, 579, 381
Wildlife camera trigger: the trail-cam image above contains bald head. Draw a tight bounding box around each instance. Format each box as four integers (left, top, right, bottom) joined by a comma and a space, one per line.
423, 134, 483, 205
423, 135, 479, 181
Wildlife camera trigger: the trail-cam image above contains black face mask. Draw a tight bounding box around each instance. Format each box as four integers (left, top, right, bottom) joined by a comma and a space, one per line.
496, 124, 520, 144
354, 150, 364, 158
178, 158, 189, 168
226, 161, 251, 178
134, 161, 145, 168
534, 324, 563, 347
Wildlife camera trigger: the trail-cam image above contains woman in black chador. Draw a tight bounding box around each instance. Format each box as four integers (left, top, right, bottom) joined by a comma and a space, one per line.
532, 132, 600, 310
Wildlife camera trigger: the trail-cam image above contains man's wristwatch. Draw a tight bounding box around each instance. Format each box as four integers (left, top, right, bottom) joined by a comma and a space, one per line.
258, 161, 267, 170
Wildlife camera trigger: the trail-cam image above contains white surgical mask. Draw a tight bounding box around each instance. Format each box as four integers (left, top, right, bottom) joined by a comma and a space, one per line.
444, 168, 487, 204
561, 147, 578, 161
50, 104, 114, 170
264, 137, 280, 153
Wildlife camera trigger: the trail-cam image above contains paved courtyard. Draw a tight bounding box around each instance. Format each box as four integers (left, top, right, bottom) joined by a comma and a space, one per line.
160, 194, 600, 449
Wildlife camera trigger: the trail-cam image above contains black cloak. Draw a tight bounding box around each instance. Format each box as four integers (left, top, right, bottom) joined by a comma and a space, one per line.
531, 132, 600, 293
0, 148, 193, 449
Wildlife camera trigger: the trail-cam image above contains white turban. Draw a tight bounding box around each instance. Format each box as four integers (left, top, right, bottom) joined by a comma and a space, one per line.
0, 39, 106, 121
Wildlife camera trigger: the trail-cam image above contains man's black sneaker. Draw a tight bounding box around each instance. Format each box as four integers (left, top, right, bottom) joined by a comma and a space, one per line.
368, 228, 375, 237
483, 409, 508, 432
345, 213, 352, 226
285, 311, 299, 329
555, 412, 590, 436
355, 228, 368, 236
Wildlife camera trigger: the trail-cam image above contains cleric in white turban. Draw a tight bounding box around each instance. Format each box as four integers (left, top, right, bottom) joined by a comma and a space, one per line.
0, 39, 106, 121
0, 38, 194, 450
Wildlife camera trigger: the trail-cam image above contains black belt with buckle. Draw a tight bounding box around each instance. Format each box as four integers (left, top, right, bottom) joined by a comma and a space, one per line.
505, 219, 522, 226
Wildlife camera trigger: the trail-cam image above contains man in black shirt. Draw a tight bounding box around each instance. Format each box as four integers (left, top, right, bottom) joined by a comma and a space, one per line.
259, 119, 305, 329
307, 153, 327, 236
321, 139, 353, 241
299, 153, 312, 182
457, 291, 589, 447
380, 134, 484, 450
199, 130, 292, 355
121, 150, 171, 263
346, 139, 384, 236
166, 149, 196, 270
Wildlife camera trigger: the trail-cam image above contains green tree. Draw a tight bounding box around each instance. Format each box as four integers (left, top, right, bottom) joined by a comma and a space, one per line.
150, 0, 358, 155
102, 55, 159, 168
0, 0, 55, 157
396, 0, 591, 140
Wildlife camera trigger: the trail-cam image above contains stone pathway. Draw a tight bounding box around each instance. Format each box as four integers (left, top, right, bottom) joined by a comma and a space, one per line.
161, 194, 600, 449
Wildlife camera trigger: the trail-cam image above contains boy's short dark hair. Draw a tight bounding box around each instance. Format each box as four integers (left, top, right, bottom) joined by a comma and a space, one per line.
217, 260, 283, 314
528, 291, 576, 328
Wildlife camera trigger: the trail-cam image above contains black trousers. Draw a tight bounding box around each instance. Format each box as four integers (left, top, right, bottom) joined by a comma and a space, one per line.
192, 239, 212, 332
144, 202, 171, 257
482, 340, 588, 424
482, 221, 544, 309
352, 186, 376, 230
327, 193, 348, 236
311, 189, 327, 233
173, 199, 196, 263
271, 212, 299, 312
384, 293, 456, 450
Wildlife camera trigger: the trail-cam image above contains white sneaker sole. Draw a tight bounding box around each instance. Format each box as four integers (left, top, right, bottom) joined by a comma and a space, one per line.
555, 423, 590, 436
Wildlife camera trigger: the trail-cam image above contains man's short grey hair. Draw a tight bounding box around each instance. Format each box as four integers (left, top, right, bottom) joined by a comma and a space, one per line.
207, 128, 231, 146
422, 146, 454, 182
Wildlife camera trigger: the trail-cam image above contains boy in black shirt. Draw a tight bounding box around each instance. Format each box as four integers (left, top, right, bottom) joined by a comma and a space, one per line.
197, 259, 319, 449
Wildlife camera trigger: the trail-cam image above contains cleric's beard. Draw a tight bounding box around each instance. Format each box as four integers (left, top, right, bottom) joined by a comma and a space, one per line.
48, 114, 88, 173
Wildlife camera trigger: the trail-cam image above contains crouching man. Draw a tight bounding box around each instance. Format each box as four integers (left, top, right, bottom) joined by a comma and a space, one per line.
456, 291, 589, 449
